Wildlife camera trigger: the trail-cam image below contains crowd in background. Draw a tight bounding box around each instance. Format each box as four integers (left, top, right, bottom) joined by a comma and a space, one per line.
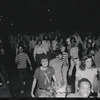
0, 30, 100, 98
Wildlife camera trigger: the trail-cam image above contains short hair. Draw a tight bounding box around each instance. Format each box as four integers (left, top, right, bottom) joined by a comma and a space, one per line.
80, 55, 96, 71
55, 50, 62, 56
37, 39, 42, 44
78, 78, 92, 89
70, 37, 76, 43
40, 54, 49, 61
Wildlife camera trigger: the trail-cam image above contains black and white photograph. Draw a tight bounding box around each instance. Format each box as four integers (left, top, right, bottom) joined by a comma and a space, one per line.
0, 0, 100, 98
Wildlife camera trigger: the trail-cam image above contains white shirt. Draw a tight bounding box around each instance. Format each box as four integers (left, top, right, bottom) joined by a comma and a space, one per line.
34, 45, 47, 59
70, 46, 79, 58
42, 40, 50, 52
76, 68, 97, 85
52, 40, 58, 50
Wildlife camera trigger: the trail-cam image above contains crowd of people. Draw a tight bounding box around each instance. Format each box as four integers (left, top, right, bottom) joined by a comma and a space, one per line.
0, 30, 100, 98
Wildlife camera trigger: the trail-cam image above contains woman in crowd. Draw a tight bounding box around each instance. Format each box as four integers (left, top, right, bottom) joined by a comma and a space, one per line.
67, 78, 92, 98
75, 55, 98, 93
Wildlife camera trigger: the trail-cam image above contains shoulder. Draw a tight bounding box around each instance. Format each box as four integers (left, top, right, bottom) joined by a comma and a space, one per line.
35, 67, 40, 73
48, 66, 54, 70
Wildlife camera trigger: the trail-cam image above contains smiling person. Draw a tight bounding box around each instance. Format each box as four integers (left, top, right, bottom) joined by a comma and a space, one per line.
67, 78, 92, 98
75, 55, 98, 93
31, 54, 57, 97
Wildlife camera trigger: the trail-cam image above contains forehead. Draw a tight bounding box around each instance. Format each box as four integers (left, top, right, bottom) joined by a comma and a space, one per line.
41, 58, 48, 62
85, 58, 92, 62
18, 47, 23, 49
80, 82, 90, 88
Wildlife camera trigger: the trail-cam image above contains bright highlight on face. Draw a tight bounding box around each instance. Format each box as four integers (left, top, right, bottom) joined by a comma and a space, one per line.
41, 58, 48, 67
79, 81, 91, 98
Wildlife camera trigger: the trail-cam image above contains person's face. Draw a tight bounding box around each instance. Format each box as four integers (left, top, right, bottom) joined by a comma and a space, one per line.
60, 46, 65, 52
85, 58, 92, 69
58, 54, 62, 59
45, 36, 48, 39
90, 50, 94, 55
79, 81, 91, 98
41, 58, 48, 67
38, 41, 42, 45
18, 47, 23, 52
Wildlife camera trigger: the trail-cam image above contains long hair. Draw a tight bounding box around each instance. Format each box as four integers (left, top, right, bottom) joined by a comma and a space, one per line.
80, 55, 96, 71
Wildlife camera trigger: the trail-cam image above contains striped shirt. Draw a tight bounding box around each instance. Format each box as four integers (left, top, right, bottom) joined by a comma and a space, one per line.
15, 52, 29, 69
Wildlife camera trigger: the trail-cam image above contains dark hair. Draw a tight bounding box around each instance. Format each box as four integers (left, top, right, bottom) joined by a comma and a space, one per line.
40, 54, 49, 61
86, 42, 92, 49
78, 78, 92, 89
37, 39, 42, 44
87, 47, 95, 55
30, 35, 36, 41
43, 35, 49, 40
55, 50, 62, 56
70, 37, 76, 43
80, 55, 96, 71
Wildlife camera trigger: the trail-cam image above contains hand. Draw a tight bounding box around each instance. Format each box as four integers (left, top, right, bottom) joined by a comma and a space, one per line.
31, 92, 35, 98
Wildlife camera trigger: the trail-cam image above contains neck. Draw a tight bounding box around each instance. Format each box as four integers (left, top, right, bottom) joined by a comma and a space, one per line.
40, 66, 48, 70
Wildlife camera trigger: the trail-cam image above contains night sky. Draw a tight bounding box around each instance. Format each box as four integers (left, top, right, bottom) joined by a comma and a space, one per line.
0, 0, 100, 32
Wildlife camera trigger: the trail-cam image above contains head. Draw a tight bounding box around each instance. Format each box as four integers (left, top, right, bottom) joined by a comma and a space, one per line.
43, 35, 49, 40
30, 35, 36, 41
55, 50, 62, 60
89, 48, 95, 56
37, 39, 42, 46
60, 45, 66, 52
40, 54, 49, 67
80, 55, 95, 70
86, 42, 92, 48
53, 35, 58, 40
18, 46, 24, 53
78, 78, 92, 98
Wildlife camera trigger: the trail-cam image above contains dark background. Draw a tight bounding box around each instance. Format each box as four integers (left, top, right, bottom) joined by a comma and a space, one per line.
0, 0, 100, 32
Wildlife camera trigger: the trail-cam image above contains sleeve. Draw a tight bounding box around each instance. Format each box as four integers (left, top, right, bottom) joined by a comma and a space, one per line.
33, 68, 39, 79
